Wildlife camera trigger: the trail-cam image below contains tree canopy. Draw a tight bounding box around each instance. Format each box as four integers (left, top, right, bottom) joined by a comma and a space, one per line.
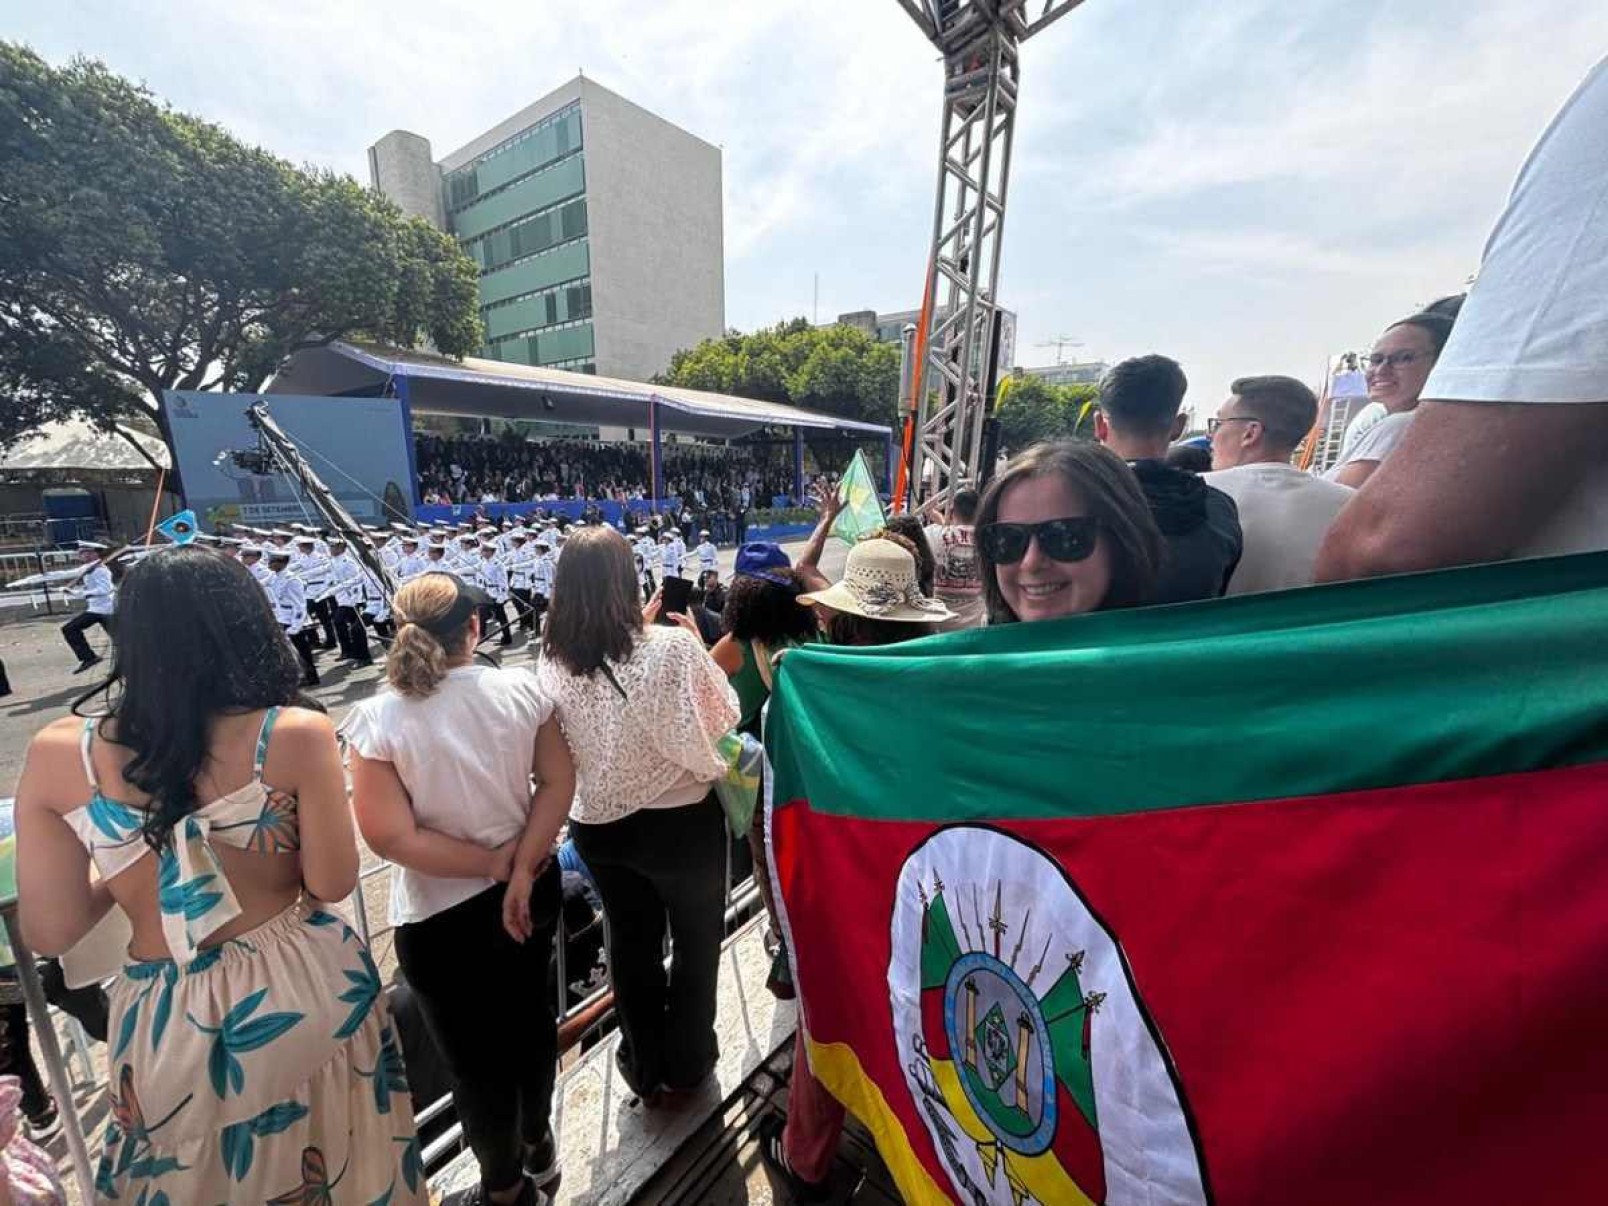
993, 374, 1099, 453
658, 317, 902, 427
0, 43, 483, 456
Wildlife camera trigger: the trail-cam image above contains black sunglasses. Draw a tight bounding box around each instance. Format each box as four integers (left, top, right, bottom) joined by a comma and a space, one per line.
977, 517, 1100, 564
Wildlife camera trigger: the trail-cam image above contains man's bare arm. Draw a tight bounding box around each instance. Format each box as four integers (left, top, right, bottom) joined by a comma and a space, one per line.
1314, 398, 1608, 581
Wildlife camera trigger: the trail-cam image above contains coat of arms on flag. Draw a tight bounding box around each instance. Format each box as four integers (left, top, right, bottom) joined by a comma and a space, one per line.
892, 826, 1206, 1205
767, 553, 1608, 1205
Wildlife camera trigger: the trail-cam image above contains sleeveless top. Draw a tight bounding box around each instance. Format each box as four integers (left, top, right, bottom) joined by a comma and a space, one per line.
731, 640, 770, 734
62, 708, 301, 962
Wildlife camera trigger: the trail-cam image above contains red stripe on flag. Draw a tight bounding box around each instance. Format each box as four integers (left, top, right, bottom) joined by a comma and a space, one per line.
775, 761, 1608, 1204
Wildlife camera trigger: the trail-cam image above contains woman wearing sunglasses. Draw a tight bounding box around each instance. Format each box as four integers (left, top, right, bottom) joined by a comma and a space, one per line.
975, 441, 1165, 623
1323, 313, 1455, 489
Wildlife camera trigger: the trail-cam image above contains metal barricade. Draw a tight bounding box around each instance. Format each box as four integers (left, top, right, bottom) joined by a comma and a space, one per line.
353, 819, 766, 1174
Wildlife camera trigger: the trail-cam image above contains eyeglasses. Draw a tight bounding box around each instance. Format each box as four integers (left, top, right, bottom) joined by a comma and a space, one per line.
977, 517, 1100, 565
1366, 351, 1435, 370
1206, 416, 1261, 435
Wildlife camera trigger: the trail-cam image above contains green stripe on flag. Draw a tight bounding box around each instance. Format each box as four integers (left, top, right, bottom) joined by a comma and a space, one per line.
767, 552, 1608, 822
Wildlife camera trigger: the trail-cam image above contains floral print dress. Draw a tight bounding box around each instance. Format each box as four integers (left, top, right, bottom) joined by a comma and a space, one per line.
64, 711, 426, 1205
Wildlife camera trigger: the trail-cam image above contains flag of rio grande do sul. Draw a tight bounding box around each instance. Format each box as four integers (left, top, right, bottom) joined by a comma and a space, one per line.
764, 553, 1608, 1205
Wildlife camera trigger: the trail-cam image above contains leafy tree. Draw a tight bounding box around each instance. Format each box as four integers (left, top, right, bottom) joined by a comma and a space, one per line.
0, 43, 482, 462
659, 318, 901, 426
993, 375, 1098, 452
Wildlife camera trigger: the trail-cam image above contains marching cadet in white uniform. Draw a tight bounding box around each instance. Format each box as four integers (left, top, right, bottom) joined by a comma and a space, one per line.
240, 543, 273, 585
360, 560, 394, 642
451, 533, 480, 577
659, 531, 684, 581
393, 535, 427, 582
290, 534, 338, 651
695, 530, 718, 575
532, 536, 557, 626
634, 529, 658, 600
473, 539, 514, 646
325, 536, 373, 666
62, 540, 117, 673
266, 547, 319, 686
505, 530, 538, 634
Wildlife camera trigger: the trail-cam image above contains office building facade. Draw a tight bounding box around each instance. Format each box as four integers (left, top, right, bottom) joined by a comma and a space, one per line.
369, 77, 724, 381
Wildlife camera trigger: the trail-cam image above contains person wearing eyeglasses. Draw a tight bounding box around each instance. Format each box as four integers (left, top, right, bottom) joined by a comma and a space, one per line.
1203, 376, 1356, 594
1094, 355, 1243, 603
973, 441, 1165, 624
1318, 56, 1608, 580
1321, 314, 1454, 489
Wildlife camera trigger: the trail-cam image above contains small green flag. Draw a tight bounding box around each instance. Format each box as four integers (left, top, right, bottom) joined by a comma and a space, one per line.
831, 450, 886, 544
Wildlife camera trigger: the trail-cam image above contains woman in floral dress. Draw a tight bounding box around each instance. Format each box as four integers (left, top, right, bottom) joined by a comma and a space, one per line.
14, 546, 425, 1204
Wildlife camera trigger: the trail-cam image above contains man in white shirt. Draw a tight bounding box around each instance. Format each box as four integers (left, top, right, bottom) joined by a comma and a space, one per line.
694, 530, 718, 575
266, 548, 319, 686
505, 530, 538, 634
1317, 55, 1608, 579
1204, 376, 1355, 594
62, 541, 116, 673
240, 544, 272, 586
325, 536, 373, 665
475, 540, 514, 646
290, 534, 337, 651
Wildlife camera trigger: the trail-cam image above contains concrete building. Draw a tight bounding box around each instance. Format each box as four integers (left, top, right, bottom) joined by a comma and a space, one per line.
835, 305, 1019, 375
368, 77, 725, 381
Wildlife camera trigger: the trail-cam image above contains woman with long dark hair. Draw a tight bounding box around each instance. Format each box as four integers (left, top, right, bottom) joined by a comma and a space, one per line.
536, 528, 738, 1105
344, 573, 573, 1206
13, 546, 423, 1204
974, 441, 1165, 624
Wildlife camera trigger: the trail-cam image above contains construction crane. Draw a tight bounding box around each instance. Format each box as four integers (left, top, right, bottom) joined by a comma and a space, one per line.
1037, 335, 1085, 364
893, 0, 1089, 511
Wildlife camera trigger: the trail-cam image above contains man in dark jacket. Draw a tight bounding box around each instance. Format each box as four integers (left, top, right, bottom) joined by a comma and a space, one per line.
1095, 355, 1243, 603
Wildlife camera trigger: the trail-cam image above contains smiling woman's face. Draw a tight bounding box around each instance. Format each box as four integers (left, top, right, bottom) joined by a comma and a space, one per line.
994, 475, 1112, 622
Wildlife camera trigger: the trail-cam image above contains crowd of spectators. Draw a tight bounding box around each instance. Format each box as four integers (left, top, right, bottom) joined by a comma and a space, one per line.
11, 51, 1608, 1206
414, 432, 799, 509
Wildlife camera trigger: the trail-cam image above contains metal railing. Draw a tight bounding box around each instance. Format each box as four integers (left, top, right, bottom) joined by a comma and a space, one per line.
345, 825, 763, 1174
0, 821, 762, 1200
0, 549, 79, 613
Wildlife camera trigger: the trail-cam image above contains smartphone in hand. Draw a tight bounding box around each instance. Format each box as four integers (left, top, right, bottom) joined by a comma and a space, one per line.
658, 575, 693, 623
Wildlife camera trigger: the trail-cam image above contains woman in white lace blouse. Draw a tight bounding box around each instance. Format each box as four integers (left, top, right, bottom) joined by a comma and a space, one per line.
536, 528, 738, 1104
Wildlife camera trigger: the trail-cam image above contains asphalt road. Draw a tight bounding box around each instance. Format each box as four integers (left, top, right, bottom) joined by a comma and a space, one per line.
0, 536, 847, 795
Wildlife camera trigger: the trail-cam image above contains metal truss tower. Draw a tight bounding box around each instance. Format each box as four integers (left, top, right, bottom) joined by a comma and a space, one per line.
894, 0, 1087, 509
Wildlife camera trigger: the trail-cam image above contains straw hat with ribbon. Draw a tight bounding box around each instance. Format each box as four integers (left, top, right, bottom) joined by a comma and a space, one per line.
799, 538, 954, 623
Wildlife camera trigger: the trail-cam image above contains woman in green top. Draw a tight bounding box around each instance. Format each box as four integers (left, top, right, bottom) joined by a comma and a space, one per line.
710, 545, 818, 735
708, 544, 818, 999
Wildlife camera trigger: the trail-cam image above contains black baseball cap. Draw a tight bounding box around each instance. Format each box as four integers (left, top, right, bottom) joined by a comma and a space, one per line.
405, 572, 491, 637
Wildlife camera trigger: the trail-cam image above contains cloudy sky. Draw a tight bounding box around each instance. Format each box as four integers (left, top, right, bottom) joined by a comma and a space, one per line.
12, 0, 1608, 416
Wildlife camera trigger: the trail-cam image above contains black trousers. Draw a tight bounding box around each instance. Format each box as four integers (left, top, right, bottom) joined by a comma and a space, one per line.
479, 601, 513, 645
366, 615, 396, 642
393, 871, 561, 1194
288, 628, 319, 683
308, 596, 338, 648
571, 794, 726, 1094
511, 588, 545, 633
333, 604, 371, 663
0, 657, 10, 697
61, 611, 114, 662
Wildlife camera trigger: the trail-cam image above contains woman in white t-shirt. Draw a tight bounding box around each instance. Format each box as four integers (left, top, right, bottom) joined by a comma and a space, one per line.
536, 528, 738, 1105
342, 573, 574, 1206
1324, 313, 1455, 489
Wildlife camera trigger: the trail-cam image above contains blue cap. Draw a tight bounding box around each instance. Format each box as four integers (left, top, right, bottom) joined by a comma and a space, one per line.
734, 542, 792, 587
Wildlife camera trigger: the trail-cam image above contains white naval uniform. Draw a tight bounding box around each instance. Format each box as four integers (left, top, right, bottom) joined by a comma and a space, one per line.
72, 565, 116, 616
267, 570, 310, 632
695, 541, 718, 574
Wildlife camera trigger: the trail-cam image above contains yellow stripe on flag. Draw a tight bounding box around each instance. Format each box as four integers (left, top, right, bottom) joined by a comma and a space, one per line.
804, 1038, 951, 1204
